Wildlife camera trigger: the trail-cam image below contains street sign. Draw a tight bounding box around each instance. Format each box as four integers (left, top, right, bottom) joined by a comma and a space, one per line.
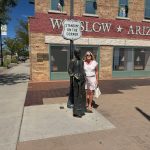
1, 25, 7, 36
62, 19, 81, 40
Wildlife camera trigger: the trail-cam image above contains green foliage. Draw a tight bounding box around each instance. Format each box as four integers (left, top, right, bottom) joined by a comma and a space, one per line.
0, 0, 18, 66
19, 50, 29, 57
3, 49, 11, 55
6, 19, 29, 59
15, 19, 29, 49
4, 36, 28, 56
0, 0, 18, 24
2, 19, 29, 66
3, 56, 11, 67
3, 37, 17, 56
11, 55, 18, 63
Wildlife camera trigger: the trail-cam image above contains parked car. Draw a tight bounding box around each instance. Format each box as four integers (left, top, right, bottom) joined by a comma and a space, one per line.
18, 56, 27, 62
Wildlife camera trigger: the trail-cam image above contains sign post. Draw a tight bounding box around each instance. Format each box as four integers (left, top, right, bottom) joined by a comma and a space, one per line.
70, 0, 74, 60
0, 25, 7, 66
61, 0, 81, 108
68, 0, 74, 108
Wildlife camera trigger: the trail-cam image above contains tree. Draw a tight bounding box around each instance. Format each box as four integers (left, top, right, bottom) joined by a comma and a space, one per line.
4, 38, 17, 58
4, 36, 27, 60
4, 38, 14, 54
0, 0, 18, 66
4, 19, 29, 62
15, 19, 29, 51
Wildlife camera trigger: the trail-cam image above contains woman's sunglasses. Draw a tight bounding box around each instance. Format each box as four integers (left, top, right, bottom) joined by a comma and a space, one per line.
86, 54, 91, 56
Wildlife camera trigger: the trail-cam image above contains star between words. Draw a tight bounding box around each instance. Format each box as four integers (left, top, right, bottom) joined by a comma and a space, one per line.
50, 18, 150, 36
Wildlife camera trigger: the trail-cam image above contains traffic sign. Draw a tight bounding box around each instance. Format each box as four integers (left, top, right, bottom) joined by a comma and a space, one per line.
62, 19, 81, 40
1, 25, 7, 36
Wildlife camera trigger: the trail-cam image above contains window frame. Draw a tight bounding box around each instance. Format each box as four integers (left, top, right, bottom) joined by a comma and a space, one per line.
49, 44, 99, 80
113, 47, 150, 72
50, 0, 64, 12
85, 0, 97, 15
144, 0, 150, 19
118, 0, 128, 18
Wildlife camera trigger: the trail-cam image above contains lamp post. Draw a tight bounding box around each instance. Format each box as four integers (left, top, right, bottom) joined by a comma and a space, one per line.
67, 0, 74, 108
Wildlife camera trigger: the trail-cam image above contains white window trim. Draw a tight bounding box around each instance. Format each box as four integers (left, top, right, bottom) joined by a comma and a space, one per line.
48, 10, 67, 14
45, 35, 150, 47
116, 16, 130, 20
142, 19, 150, 22
83, 13, 99, 17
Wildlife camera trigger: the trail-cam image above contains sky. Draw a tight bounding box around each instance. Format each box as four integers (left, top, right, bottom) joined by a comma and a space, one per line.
6, 0, 34, 38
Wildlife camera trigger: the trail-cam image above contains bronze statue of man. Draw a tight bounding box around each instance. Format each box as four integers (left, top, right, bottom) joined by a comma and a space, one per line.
68, 49, 86, 118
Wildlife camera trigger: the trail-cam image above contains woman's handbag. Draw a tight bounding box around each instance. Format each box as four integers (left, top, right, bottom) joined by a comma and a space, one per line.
94, 86, 101, 98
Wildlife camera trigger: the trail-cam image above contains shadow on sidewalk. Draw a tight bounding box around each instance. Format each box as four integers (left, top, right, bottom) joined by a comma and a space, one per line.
24, 78, 150, 106
135, 107, 150, 122
0, 73, 29, 85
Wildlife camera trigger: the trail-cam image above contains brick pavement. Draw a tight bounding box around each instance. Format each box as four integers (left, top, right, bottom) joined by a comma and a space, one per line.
17, 78, 150, 150
25, 78, 150, 106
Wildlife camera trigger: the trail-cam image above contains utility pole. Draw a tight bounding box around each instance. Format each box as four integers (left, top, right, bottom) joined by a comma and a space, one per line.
67, 0, 74, 108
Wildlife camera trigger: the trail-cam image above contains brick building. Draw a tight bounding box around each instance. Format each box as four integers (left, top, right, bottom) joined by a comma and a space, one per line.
29, 0, 150, 81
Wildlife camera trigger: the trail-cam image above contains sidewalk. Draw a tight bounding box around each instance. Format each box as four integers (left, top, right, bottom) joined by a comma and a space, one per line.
17, 78, 150, 150
0, 66, 7, 74
0, 62, 29, 150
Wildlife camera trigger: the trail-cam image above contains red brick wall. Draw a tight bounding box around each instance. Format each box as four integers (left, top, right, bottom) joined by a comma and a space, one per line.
29, 13, 150, 40
30, 0, 149, 81
34, 0, 146, 22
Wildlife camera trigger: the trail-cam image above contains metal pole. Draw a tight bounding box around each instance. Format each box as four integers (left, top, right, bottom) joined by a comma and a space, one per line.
70, 0, 74, 59
0, 24, 3, 66
67, 0, 74, 108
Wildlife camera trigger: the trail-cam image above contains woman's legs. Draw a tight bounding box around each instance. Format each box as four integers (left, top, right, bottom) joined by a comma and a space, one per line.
88, 90, 94, 110
86, 90, 89, 107
86, 89, 94, 112
85, 76, 96, 112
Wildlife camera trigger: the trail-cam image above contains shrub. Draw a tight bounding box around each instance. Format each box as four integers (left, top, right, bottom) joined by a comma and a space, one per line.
11, 56, 18, 63
3, 58, 11, 67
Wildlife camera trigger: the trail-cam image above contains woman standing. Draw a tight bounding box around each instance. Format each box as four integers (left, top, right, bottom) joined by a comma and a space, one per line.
84, 51, 98, 112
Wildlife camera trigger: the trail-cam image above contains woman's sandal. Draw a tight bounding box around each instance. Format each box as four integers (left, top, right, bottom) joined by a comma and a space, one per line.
86, 107, 93, 113
86, 105, 89, 112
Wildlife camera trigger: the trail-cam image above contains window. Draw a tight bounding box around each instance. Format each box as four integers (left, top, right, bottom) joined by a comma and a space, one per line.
145, 0, 150, 19
50, 45, 68, 72
113, 47, 150, 71
75, 46, 98, 61
51, 0, 64, 11
50, 45, 99, 80
134, 49, 145, 70
50, 45, 98, 72
118, 0, 128, 17
85, 0, 97, 14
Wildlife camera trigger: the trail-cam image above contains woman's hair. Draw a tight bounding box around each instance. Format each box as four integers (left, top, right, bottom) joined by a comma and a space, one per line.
83, 51, 95, 61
